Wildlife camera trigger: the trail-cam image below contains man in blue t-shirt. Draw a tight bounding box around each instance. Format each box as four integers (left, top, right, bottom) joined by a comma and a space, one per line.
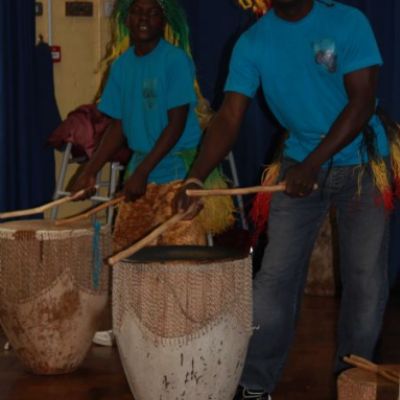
72, 0, 207, 250
176, 1, 391, 399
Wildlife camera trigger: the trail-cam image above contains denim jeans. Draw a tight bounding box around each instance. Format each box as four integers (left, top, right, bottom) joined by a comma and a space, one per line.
241, 159, 390, 393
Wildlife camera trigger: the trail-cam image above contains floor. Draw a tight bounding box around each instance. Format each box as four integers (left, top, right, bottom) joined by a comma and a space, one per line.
1, 289, 399, 400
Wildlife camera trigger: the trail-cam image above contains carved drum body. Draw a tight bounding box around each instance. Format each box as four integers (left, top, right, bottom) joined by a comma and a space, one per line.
0, 220, 110, 374
113, 246, 253, 400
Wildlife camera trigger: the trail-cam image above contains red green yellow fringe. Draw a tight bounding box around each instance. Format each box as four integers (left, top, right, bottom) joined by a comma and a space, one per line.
250, 128, 400, 243
238, 0, 272, 16
390, 125, 400, 199
249, 160, 280, 245
370, 159, 394, 210
364, 121, 400, 210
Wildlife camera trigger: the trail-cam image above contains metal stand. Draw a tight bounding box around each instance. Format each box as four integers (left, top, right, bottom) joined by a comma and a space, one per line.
51, 143, 124, 225
226, 151, 248, 230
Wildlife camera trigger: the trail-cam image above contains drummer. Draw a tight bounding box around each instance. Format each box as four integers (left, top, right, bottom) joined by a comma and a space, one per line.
71, 0, 233, 250
70, 0, 234, 346
174, 0, 394, 399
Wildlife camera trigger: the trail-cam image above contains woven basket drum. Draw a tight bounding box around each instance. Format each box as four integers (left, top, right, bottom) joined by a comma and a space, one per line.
113, 246, 253, 400
337, 367, 400, 400
0, 220, 111, 375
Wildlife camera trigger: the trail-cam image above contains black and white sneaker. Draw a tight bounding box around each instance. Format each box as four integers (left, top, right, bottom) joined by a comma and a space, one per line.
235, 386, 272, 400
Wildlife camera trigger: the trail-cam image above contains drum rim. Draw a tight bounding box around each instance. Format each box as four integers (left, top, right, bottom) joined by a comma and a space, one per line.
0, 219, 110, 235
119, 245, 250, 264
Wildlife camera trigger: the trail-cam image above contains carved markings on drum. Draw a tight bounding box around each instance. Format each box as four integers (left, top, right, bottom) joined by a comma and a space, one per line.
113, 256, 253, 400
36, 289, 80, 323
0, 220, 111, 375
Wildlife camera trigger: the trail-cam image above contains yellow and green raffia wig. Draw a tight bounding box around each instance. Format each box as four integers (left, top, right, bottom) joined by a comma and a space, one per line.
102, 0, 235, 234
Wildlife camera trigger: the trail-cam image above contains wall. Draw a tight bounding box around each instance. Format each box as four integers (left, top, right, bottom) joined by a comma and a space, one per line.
36, 0, 114, 217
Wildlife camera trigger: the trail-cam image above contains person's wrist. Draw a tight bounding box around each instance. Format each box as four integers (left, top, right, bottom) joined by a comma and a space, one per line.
82, 162, 100, 177
184, 177, 204, 188
302, 158, 321, 173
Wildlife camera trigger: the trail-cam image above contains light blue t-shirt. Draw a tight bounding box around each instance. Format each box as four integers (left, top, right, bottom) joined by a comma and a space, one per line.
98, 39, 201, 183
225, 1, 389, 166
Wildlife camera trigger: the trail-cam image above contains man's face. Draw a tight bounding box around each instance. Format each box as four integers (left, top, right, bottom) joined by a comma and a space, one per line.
126, 0, 165, 44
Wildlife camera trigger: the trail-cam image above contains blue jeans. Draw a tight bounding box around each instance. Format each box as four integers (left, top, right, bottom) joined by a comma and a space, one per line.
241, 159, 390, 393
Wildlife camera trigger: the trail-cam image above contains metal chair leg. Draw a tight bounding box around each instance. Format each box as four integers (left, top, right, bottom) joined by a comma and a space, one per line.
51, 143, 73, 220
227, 152, 248, 230
107, 162, 123, 226
51, 143, 125, 223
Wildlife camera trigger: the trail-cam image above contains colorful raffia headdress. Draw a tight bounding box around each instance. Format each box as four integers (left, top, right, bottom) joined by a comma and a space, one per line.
100, 0, 212, 129
111, 0, 190, 60
237, 0, 272, 17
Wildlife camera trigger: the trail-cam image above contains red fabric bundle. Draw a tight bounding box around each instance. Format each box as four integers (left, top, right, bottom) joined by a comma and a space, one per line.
47, 104, 132, 165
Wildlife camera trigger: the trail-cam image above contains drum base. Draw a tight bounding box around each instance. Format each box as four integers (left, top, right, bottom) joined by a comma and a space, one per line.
116, 313, 251, 400
0, 271, 108, 375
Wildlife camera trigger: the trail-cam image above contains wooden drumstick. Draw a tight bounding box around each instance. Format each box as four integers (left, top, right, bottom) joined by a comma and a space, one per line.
343, 355, 400, 384
185, 184, 286, 197
185, 183, 319, 197
0, 189, 87, 220
108, 206, 196, 266
55, 195, 125, 226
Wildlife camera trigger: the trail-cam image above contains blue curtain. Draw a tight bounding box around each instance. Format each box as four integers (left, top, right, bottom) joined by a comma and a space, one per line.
0, 0, 58, 215
182, 0, 400, 283
0, 1, 36, 212
344, 0, 400, 121
341, 0, 400, 284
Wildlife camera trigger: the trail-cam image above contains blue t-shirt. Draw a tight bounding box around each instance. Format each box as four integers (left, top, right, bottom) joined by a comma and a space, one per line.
98, 39, 201, 183
225, 1, 389, 166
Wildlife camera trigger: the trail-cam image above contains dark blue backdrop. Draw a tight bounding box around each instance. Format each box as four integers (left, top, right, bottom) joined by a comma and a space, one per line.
0, 0, 59, 215
0, 1, 37, 212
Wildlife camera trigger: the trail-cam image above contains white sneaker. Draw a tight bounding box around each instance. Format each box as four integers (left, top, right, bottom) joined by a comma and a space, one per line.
92, 330, 114, 346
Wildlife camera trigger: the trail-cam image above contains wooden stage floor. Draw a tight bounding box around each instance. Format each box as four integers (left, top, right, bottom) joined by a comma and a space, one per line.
1, 289, 399, 400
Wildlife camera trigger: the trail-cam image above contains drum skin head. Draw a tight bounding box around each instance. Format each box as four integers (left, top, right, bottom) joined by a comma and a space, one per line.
124, 245, 249, 263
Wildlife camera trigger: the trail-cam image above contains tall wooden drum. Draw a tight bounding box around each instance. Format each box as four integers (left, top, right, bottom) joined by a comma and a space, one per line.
113, 246, 252, 400
0, 220, 111, 374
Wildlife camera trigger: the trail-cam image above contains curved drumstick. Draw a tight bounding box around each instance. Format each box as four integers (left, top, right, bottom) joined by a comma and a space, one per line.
185, 183, 286, 197
0, 189, 88, 220
108, 206, 196, 266
55, 195, 125, 226
185, 183, 320, 197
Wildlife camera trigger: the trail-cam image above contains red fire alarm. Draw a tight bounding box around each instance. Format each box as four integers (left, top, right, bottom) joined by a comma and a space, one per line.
51, 45, 62, 63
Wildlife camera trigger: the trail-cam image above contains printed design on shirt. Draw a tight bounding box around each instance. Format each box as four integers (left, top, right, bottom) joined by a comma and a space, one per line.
142, 78, 158, 110
313, 38, 337, 73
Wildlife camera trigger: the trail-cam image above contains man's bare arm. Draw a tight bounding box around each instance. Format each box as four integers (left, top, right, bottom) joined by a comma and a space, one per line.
285, 65, 379, 197
175, 92, 250, 215
189, 92, 251, 181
